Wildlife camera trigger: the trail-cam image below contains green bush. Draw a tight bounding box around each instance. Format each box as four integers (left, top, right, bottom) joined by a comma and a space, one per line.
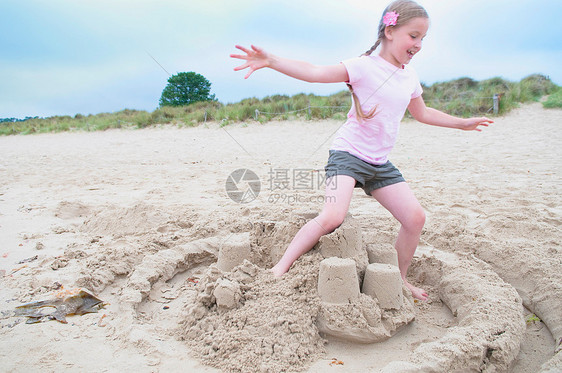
543, 87, 562, 109
421, 75, 559, 116
134, 112, 154, 128
520, 74, 557, 98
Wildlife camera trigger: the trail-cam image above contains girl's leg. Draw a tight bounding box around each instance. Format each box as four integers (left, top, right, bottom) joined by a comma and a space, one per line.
370, 182, 428, 300
271, 175, 356, 276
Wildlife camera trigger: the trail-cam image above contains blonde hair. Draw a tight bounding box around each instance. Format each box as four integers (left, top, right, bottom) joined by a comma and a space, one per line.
348, 0, 429, 120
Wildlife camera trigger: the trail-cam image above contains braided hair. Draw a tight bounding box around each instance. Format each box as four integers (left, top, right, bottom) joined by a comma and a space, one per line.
348, 0, 428, 120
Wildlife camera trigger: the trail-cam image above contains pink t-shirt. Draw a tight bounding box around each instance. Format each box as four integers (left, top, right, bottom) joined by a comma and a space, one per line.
330, 54, 423, 165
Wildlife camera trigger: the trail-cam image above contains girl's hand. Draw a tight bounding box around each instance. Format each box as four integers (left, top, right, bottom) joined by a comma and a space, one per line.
230, 44, 348, 83
462, 117, 494, 131
230, 45, 271, 79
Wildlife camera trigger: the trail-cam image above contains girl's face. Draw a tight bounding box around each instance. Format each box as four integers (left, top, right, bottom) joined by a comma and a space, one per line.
381, 17, 429, 68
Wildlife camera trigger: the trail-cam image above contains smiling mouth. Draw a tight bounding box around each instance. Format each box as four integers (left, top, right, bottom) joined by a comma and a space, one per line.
407, 50, 416, 58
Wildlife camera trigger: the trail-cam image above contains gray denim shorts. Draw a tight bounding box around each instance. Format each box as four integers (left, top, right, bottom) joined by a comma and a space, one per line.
325, 150, 405, 195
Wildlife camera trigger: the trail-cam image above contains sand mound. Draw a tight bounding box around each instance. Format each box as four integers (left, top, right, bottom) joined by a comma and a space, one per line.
423, 189, 562, 370
182, 257, 325, 373
81, 202, 172, 237
382, 247, 525, 372
180, 214, 418, 372
54, 200, 91, 220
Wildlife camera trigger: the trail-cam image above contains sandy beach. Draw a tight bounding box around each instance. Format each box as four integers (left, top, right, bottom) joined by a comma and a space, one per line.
0, 102, 560, 372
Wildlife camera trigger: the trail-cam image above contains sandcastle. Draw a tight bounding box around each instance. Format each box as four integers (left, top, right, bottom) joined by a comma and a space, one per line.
366, 243, 399, 267
362, 262, 403, 309
217, 232, 251, 272
314, 215, 414, 343
317, 257, 360, 304
209, 213, 415, 344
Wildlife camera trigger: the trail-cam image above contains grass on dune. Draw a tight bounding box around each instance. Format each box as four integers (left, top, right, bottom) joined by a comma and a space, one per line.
542, 87, 562, 108
1, 74, 558, 136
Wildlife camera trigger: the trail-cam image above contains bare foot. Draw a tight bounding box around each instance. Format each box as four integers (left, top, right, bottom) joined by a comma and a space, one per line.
404, 280, 428, 301
270, 264, 286, 277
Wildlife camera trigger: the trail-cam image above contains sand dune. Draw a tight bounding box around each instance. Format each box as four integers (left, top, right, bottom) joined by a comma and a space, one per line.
0, 102, 560, 372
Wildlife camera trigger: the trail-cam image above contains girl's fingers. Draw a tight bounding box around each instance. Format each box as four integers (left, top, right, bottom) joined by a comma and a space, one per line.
230, 54, 248, 60
233, 62, 250, 71
231, 44, 266, 78
244, 68, 256, 79
235, 45, 251, 54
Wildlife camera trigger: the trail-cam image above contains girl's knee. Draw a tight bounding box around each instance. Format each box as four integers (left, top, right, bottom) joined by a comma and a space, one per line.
405, 207, 425, 232
417, 208, 426, 228
316, 212, 346, 233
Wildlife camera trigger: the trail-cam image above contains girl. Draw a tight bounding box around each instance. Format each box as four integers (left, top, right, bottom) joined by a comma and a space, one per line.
230, 0, 492, 301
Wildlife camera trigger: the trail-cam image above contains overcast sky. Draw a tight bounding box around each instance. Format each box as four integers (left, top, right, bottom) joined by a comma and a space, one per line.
1, 0, 561, 119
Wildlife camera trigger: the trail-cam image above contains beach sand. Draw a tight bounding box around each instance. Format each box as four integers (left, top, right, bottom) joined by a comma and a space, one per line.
0, 102, 560, 372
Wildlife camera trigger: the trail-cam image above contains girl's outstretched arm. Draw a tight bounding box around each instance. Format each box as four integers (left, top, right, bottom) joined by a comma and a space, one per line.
230, 45, 349, 83
408, 95, 493, 131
